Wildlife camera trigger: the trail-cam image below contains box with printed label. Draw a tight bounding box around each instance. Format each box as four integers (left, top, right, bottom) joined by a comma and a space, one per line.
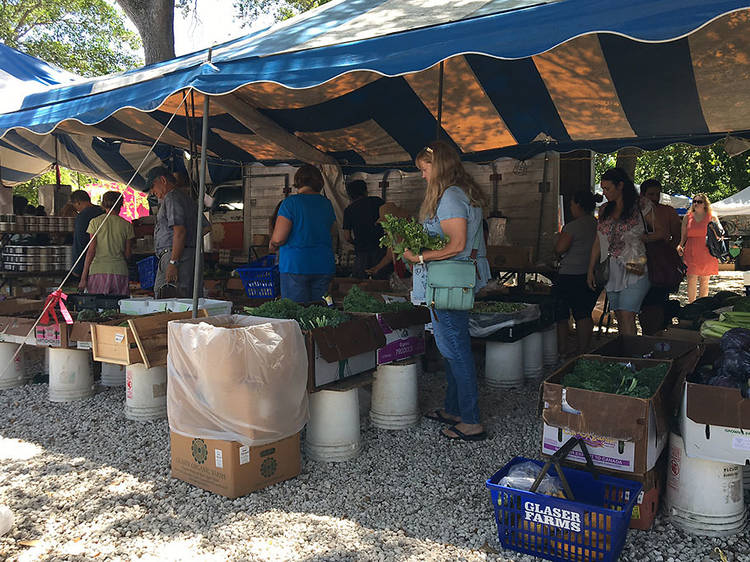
170, 431, 301, 498
539, 354, 697, 474
351, 307, 429, 365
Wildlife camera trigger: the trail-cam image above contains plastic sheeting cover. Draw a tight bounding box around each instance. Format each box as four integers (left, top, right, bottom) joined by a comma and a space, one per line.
468, 304, 540, 338
167, 314, 309, 446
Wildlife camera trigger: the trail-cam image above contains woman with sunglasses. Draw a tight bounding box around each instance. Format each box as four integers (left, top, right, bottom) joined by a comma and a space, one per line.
676, 194, 720, 303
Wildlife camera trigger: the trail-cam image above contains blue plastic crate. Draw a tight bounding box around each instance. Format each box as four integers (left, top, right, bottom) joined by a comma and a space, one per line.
486, 457, 641, 562
235, 255, 279, 298
137, 256, 158, 290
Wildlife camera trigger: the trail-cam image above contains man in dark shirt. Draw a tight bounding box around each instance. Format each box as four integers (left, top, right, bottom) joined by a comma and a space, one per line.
342, 180, 386, 279
71, 190, 104, 278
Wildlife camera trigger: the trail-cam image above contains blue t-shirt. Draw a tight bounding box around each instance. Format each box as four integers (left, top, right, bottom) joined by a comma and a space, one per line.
277, 194, 336, 275
412, 186, 490, 303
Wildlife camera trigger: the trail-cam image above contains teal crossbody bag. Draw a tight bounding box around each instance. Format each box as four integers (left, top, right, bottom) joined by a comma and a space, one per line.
425, 228, 481, 311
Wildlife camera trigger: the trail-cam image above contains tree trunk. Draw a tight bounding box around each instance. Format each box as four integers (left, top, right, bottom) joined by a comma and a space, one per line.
115, 0, 176, 65
615, 147, 642, 183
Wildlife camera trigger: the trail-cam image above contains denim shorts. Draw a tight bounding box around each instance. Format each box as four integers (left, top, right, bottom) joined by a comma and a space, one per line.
607, 275, 651, 313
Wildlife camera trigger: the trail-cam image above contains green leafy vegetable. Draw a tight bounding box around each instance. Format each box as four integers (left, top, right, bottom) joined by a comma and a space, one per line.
562, 359, 669, 398
342, 285, 414, 313
244, 299, 349, 329
378, 214, 448, 259
471, 301, 527, 314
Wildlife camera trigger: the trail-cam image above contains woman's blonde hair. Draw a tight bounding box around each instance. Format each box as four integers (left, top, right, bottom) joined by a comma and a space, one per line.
415, 140, 487, 220
691, 193, 714, 216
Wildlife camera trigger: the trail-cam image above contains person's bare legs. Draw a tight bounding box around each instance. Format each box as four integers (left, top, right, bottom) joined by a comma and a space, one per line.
575, 317, 594, 353
615, 310, 637, 336
698, 275, 711, 299
687, 275, 698, 303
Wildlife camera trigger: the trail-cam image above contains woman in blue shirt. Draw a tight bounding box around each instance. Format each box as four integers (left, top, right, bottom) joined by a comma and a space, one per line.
270, 165, 336, 303
402, 141, 490, 442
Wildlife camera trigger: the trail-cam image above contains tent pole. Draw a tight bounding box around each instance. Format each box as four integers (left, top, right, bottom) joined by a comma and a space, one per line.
436, 61, 444, 140
192, 91, 210, 318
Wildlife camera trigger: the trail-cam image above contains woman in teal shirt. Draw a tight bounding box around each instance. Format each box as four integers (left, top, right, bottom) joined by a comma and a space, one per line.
270, 165, 336, 303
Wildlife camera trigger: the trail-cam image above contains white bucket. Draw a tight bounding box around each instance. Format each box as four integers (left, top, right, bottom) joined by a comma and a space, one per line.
125, 363, 167, 421
522, 332, 544, 382
0, 342, 26, 390
370, 359, 419, 429
305, 388, 361, 462
744, 271, 750, 296
484, 340, 524, 389
100, 363, 126, 387
744, 466, 750, 492
48, 348, 94, 402
542, 326, 558, 367
666, 432, 747, 537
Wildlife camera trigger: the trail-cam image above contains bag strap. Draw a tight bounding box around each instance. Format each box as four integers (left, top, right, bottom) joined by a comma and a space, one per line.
639, 207, 652, 234
469, 224, 481, 260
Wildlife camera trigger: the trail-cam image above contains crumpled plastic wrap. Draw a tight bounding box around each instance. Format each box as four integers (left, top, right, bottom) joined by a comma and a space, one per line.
167, 314, 309, 446
498, 461, 565, 497
468, 304, 540, 338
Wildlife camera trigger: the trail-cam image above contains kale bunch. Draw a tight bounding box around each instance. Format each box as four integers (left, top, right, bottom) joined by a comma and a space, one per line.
244, 299, 348, 329
378, 214, 448, 259
563, 359, 669, 398
342, 285, 414, 314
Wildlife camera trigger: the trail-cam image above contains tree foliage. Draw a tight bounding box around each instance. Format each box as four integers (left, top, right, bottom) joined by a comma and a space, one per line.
233, 0, 332, 24
594, 141, 750, 201
12, 169, 97, 206
0, 0, 142, 76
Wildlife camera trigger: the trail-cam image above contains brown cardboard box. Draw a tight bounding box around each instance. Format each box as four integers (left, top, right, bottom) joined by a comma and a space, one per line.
591, 335, 698, 362
349, 307, 430, 365
736, 248, 750, 270
170, 432, 301, 498
540, 354, 694, 474
0, 298, 44, 316
654, 327, 703, 344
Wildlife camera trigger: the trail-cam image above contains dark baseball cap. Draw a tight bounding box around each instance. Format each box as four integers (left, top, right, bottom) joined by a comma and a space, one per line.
144, 166, 170, 191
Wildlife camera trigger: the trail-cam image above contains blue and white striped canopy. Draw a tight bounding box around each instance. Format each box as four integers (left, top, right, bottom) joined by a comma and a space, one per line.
2, 0, 750, 177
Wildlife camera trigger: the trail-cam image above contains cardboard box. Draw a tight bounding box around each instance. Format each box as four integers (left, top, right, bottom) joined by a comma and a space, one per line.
736, 248, 750, 270
351, 307, 430, 365
0, 298, 44, 316
485, 245, 534, 269
35, 322, 70, 347
591, 335, 698, 362
305, 316, 385, 390
540, 354, 695, 473
170, 431, 301, 498
679, 346, 750, 465
654, 327, 704, 344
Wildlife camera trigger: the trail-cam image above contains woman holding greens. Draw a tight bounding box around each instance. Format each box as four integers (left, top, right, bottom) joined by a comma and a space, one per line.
401, 140, 490, 442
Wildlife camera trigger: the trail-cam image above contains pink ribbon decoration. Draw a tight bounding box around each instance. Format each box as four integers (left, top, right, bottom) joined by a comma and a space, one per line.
40, 290, 74, 327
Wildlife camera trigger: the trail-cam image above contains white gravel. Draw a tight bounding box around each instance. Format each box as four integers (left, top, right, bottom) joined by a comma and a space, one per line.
1, 363, 748, 561
0, 273, 748, 561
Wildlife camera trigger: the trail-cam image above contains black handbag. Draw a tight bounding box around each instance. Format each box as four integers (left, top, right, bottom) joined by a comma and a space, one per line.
593, 255, 610, 292
706, 221, 727, 259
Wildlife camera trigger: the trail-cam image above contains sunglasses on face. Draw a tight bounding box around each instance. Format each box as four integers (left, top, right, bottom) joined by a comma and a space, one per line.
694, 200, 705, 205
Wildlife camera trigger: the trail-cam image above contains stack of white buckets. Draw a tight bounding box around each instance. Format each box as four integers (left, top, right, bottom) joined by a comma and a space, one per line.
484, 325, 557, 389
305, 358, 420, 462
666, 433, 748, 536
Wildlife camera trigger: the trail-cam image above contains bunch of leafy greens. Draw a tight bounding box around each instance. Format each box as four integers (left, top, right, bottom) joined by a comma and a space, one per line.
562, 359, 669, 398
76, 309, 120, 322
342, 286, 414, 314
378, 215, 448, 259
471, 302, 527, 314
244, 299, 348, 329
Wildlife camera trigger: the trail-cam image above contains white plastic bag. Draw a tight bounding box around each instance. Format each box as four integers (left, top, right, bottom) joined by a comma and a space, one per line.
167, 314, 309, 446
0, 505, 13, 536
468, 304, 540, 338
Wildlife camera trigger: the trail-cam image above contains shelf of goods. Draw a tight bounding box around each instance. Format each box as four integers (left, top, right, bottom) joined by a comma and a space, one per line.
2, 245, 72, 272
0, 214, 75, 233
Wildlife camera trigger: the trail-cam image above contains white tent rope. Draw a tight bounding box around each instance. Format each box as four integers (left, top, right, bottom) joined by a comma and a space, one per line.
0, 90, 190, 381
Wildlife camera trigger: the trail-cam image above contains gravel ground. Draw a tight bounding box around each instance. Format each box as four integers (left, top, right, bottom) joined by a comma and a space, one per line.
0, 274, 748, 562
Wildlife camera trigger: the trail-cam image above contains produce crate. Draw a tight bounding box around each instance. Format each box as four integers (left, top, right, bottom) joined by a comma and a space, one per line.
486, 457, 641, 562
137, 256, 158, 290
236, 255, 279, 298
67, 293, 128, 312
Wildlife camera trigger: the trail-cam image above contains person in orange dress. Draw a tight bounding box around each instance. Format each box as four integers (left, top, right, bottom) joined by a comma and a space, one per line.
676, 193, 720, 303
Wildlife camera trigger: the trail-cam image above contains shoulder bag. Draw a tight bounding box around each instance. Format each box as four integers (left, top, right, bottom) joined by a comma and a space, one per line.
593, 254, 610, 293
641, 209, 686, 290
426, 228, 481, 311
706, 219, 727, 259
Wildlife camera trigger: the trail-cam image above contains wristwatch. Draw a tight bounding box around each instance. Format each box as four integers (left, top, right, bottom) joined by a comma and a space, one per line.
418, 254, 425, 265
169, 259, 178, 265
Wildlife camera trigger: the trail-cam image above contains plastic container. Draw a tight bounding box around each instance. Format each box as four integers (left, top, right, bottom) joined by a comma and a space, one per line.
666, 432, 747, 537
0, 342, 26, 390
100, 363, 126, 386
484, 340, 524, 389
167, 298, 233, 316
137, 256, 158, 290
48, 348, 94, 402
119, 297, 165, 316
486, 457, 641, 562
522, 331, 544, 382
125, 363, 167, 421
370, 359, 419, 429
305, 388, 361, 462
235, 255, 279, 298
542, 326, 558, 367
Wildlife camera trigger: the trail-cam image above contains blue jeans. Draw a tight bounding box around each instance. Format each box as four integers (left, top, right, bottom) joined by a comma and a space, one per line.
280, 273, 332, 304
430, 309, 480, 424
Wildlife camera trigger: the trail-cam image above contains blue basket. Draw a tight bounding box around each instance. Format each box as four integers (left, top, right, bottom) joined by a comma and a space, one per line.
235, 255, 279, 298
486, 457, 641, 562
137, 256, 158, 290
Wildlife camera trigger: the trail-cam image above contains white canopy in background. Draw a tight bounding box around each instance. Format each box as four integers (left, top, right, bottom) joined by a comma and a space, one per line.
712, 186, 750, 216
